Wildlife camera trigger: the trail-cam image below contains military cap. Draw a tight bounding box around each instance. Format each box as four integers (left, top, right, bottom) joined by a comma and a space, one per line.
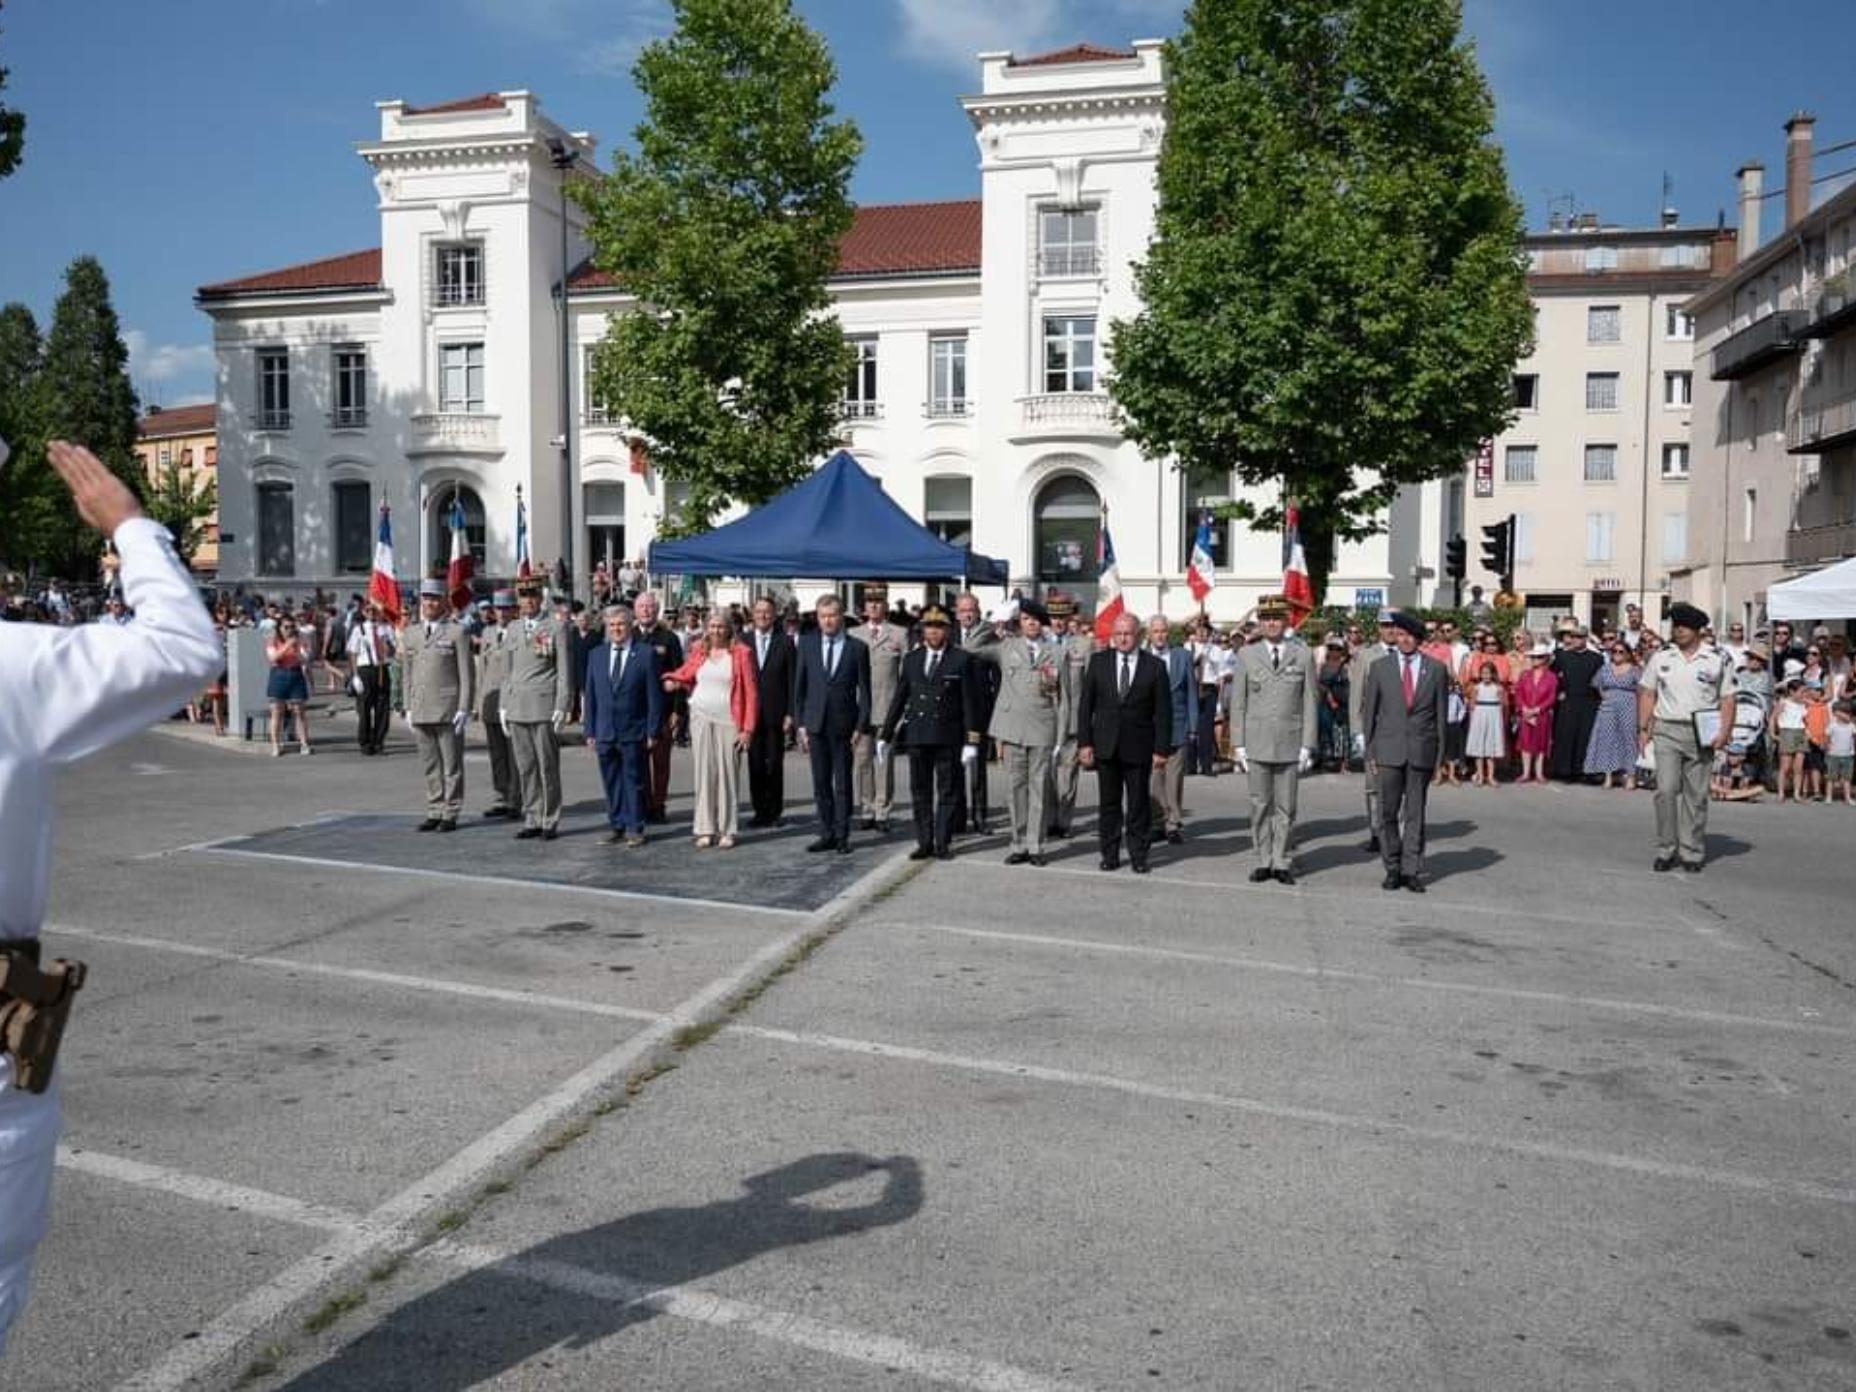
492, 588, 517, 608
418, 578, 446, 599
1667, 602, 1708, 632
515, 577, 545, 598
1388, 610, 1426, 640
919, 604, 952, 628
1018, 599, 1049, 625
1255, 594, 1290, 619
862, 582, 889, 602
1045, 592, 1076, 619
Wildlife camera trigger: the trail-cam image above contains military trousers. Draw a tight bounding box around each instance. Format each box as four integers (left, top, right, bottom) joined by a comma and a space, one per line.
1150, 746, 1186, 833
1362, 765, 1382, 845
853, 727, 895, 820
508, 720, 563, 831
908, 745, 960, 852
1653, 718, 1711, 865
481, 691, 518, 810
1001, 742, 1053, 855
1048, 736, 1083, 834
413, 723, 465, 822
1246, 760, 1300, 870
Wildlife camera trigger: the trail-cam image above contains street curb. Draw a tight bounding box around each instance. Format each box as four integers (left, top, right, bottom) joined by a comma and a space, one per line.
120, 844, 924, 1392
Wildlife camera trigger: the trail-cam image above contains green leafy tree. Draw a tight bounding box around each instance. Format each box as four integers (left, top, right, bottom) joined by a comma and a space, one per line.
575, 0, 861, 535
1110, 0, 1533, 599
143, 458, 218, 567
0, 1, 24, 180
25, 257, 143, 575
0, 301, 45, 562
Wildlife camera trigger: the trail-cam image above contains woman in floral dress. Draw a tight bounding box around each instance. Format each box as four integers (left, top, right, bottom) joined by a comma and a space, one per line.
1582, 643, 1642, 789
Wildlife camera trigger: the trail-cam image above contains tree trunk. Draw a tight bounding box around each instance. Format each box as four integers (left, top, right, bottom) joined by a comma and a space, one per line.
1302, 514, 1335, 608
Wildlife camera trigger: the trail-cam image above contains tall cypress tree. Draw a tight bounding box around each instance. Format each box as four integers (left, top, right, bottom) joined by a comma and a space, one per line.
0, 302, 44, 563
1110, 0, 1533, 599
575, 0, 861, 535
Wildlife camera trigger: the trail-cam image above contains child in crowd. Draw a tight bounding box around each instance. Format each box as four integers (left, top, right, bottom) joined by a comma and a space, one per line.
1827, 701, 1855, 807
1771, 678, 1810, 802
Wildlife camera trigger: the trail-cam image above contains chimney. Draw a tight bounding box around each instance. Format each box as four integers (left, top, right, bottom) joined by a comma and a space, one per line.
1547, 210, 1565, 233
1785, 111, 1816, 229
1660, 206, 1679, 228
1736, 161, 1764, 260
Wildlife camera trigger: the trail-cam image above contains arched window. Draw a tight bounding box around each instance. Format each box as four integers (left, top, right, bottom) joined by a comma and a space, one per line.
1035, 474, 1101, 590
431, 485, 486, 573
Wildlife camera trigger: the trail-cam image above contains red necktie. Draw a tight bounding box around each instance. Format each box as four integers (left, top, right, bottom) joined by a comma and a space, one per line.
1401, 657, 1415, 709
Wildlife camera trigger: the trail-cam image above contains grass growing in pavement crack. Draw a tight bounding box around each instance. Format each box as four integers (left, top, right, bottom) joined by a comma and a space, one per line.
237, 1343, 289, 1385
366, 1255, 405, 1284
302, 1288, 367, 1334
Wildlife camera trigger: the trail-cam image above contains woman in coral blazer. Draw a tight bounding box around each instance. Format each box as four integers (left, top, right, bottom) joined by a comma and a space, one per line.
664, 613, 759, 846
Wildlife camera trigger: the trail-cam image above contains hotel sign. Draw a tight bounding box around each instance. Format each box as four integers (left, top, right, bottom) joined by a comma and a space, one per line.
1472, 440, 1495, 498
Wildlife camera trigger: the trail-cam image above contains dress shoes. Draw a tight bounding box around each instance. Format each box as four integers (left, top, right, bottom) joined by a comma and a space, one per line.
875, 819, 890, 835
603, 831, 627, 845
934, 847, 954, 861
861, 817, 878, 831
1682, 861, 1703, 874
435, 821, 457, 833
1028, 854, 1046, 868
1382, 871, 1403, 891
483, 806, 514, 820
1248, 867, 1274, 883
1045, 825, 1067, 839
417, 818, 441, 832
514, 827, 542, 840
1130, 861, 1151, 875
909, 846, 935, 861
1099, 855, 1121, 872
1004, 851, 1031, 866
541, 828, 558, 841
1652, 855, 1677, 873
1165, 829, 1184, 845
1363, 837, 1382, 855
1403, 875, 1426, 894
1272, 869, 1296, 886
836, 841, 853, 855
805, 837, 837, 853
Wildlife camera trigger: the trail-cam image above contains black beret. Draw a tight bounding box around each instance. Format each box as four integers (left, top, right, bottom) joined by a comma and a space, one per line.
1018, 599, 1049, 625
1389, 611, 1426, 640
1668, 602, 1708, 631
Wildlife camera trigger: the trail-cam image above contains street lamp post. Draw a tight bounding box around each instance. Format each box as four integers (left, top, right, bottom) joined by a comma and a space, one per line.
548, 137, 578, 600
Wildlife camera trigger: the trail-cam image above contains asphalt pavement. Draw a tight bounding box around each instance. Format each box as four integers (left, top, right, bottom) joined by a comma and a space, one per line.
7, 711, 1854, 1390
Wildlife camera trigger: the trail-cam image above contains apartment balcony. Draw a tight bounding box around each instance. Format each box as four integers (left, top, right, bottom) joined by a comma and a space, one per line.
327, 407, 368, 430
1011, 392, 1121, 443
1786, 389, 1856, 454
1037, 246, 1102, 279
250, 409, 291, 432
1710, 311, 1802, 381
1786, 519, 1856, 567
408, 411, 502, 456
1803, 278, 1856, 340
838, 400, 884, 430
924, 399, 972, 421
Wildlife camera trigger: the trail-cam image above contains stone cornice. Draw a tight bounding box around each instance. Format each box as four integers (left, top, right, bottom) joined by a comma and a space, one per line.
960, 88, 1165, 129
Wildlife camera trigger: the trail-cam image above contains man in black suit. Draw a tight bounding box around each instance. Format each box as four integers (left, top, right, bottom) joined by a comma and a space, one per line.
1359, 610, 1452, 892
1076, 611, 1173, 873
878, 604, 982, 860
792, 594, 872, 853
953, 591, 1000, 835
744, 595, 796, 827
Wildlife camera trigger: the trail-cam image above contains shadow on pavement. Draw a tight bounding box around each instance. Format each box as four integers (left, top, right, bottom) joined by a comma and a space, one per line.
280, 1152, 925, 1392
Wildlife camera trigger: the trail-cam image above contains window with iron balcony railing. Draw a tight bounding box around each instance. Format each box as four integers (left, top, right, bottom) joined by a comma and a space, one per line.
329, 406, 368, 429
840, 400, 883, 421
926, 398, 971, 419
1038, 245, 1101, 278
253, 409, 291, 431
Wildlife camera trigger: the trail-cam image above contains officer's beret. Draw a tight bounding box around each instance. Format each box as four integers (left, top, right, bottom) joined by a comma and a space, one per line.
1668, 602, 1708, 631
1389, 611, 1425, 640
919, 605, 951, 628
1018, 599, 1049, 625
418, 579, 446, 599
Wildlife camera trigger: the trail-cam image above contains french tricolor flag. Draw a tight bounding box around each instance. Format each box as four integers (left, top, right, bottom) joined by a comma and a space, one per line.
1186, 511, 1216, 604
445, 496, 474, 612
1282, 502, 1315, 625
368, 504, 401, 623
1093, 519, 1125, 644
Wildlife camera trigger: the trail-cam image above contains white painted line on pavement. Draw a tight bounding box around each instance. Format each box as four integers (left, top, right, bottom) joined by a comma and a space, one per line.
46, 925, 667, 1024
113, 847, 918, 1392
423, 1239, 1092, 1392
186, 845, 810, 918
897, 923, 1851, 1038
58, 1145, 1086, 1392
729, 1025, 1856, 1208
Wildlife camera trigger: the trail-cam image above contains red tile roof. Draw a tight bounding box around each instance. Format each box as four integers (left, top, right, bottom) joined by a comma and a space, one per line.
403, 93, 506, 116
137, 403, 217, 440
1009, 43, 1136, 67
568, 199, 983, 292
196, 249, 383, 300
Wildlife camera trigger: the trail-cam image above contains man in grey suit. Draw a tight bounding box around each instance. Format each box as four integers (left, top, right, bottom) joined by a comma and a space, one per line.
1229, 595, 1319, 883
850, 584, 907, 833
1359, 610, 1451, 892
1145, 613, 1197, 845
475, 589, 521, 820
501, 578, 574, 840
400, 578, 476, 832
1347, 611, 1398, 856
1043, 594, 1094, 839
969, 599, 1071, 866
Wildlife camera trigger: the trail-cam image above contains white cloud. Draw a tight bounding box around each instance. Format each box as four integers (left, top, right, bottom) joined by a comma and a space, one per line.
895, 0, 1063, 72
124, 330, 214, 384
462, 0, 670, 77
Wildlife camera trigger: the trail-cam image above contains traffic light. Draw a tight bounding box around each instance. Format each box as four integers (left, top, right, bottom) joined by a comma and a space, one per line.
1444, 535, 1467, 581
1480, 515, 1514, 586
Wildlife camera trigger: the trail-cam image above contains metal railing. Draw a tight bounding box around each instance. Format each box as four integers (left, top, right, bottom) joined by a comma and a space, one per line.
1038, 246, 1101, 278
1710, 311, 1801, 380
1787, 388, 1856, 453
253, 409, 291, 431
1786, 518, 1856, 566
328, 407, 367, 429
925, 399, 971, 419
839, 400, 883, 421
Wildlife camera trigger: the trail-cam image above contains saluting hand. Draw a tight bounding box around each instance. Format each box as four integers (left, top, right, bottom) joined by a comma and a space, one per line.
47, 439, 143, 536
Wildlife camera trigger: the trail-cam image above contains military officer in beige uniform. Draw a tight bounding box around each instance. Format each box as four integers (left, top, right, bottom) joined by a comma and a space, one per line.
1638, 601, 1734, 873
501, 578, 574, 839
400, 578, 476, 831
1230, 595, 1319, 883
475, 589, 520, 819
969, 599, 1071, 866
1347, 610, 1397, 856
1045, 594, 1094, 839
850, 584, 908, 832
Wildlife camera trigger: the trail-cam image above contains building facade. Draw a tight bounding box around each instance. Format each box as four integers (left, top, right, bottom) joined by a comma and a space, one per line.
1445, 217, 1733, 632
133, 402, 220, 574
198, 47, 1412, 615
1682, 114, 1856, 631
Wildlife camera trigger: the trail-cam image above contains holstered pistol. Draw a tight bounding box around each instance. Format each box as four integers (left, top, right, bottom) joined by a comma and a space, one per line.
0, 947, 87, 1094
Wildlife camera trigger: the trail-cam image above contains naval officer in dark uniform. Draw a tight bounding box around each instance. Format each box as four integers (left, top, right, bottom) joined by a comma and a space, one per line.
878, 605, 982, 860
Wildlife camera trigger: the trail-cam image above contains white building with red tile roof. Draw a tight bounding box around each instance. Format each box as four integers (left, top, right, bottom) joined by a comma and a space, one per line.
198, 47, 1412, 616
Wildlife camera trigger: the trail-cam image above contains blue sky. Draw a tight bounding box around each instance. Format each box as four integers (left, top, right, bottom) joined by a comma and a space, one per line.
2, 0, 1853, 410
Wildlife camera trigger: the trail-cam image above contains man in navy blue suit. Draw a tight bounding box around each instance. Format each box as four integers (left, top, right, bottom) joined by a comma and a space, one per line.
792, 594, 871, 854
582, 603, 663, 847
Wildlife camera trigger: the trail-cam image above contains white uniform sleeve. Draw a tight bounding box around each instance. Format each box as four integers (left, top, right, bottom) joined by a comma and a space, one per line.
0, 518, 222, 765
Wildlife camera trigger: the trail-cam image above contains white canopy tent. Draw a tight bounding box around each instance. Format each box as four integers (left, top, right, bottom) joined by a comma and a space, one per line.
1766, 555, 1856, 621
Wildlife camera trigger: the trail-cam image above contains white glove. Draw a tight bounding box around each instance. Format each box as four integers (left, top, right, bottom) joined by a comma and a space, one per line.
452, 710, 469, 735
876, 739, 890, 763
403, 713, 415, 735
1233, 746, 1249, 773
551, 711, 566, 734
987, 597, 1020, 624
1053, 742, 1064, 760
348, 674, 364, 697
961, 744, 978, 766
499, 709, 511, 734
1298, 747, 1313, 774
1353, 733, 1366, 757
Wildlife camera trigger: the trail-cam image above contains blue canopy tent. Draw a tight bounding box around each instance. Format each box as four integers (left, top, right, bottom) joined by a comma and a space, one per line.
646, 451, 1008, 584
